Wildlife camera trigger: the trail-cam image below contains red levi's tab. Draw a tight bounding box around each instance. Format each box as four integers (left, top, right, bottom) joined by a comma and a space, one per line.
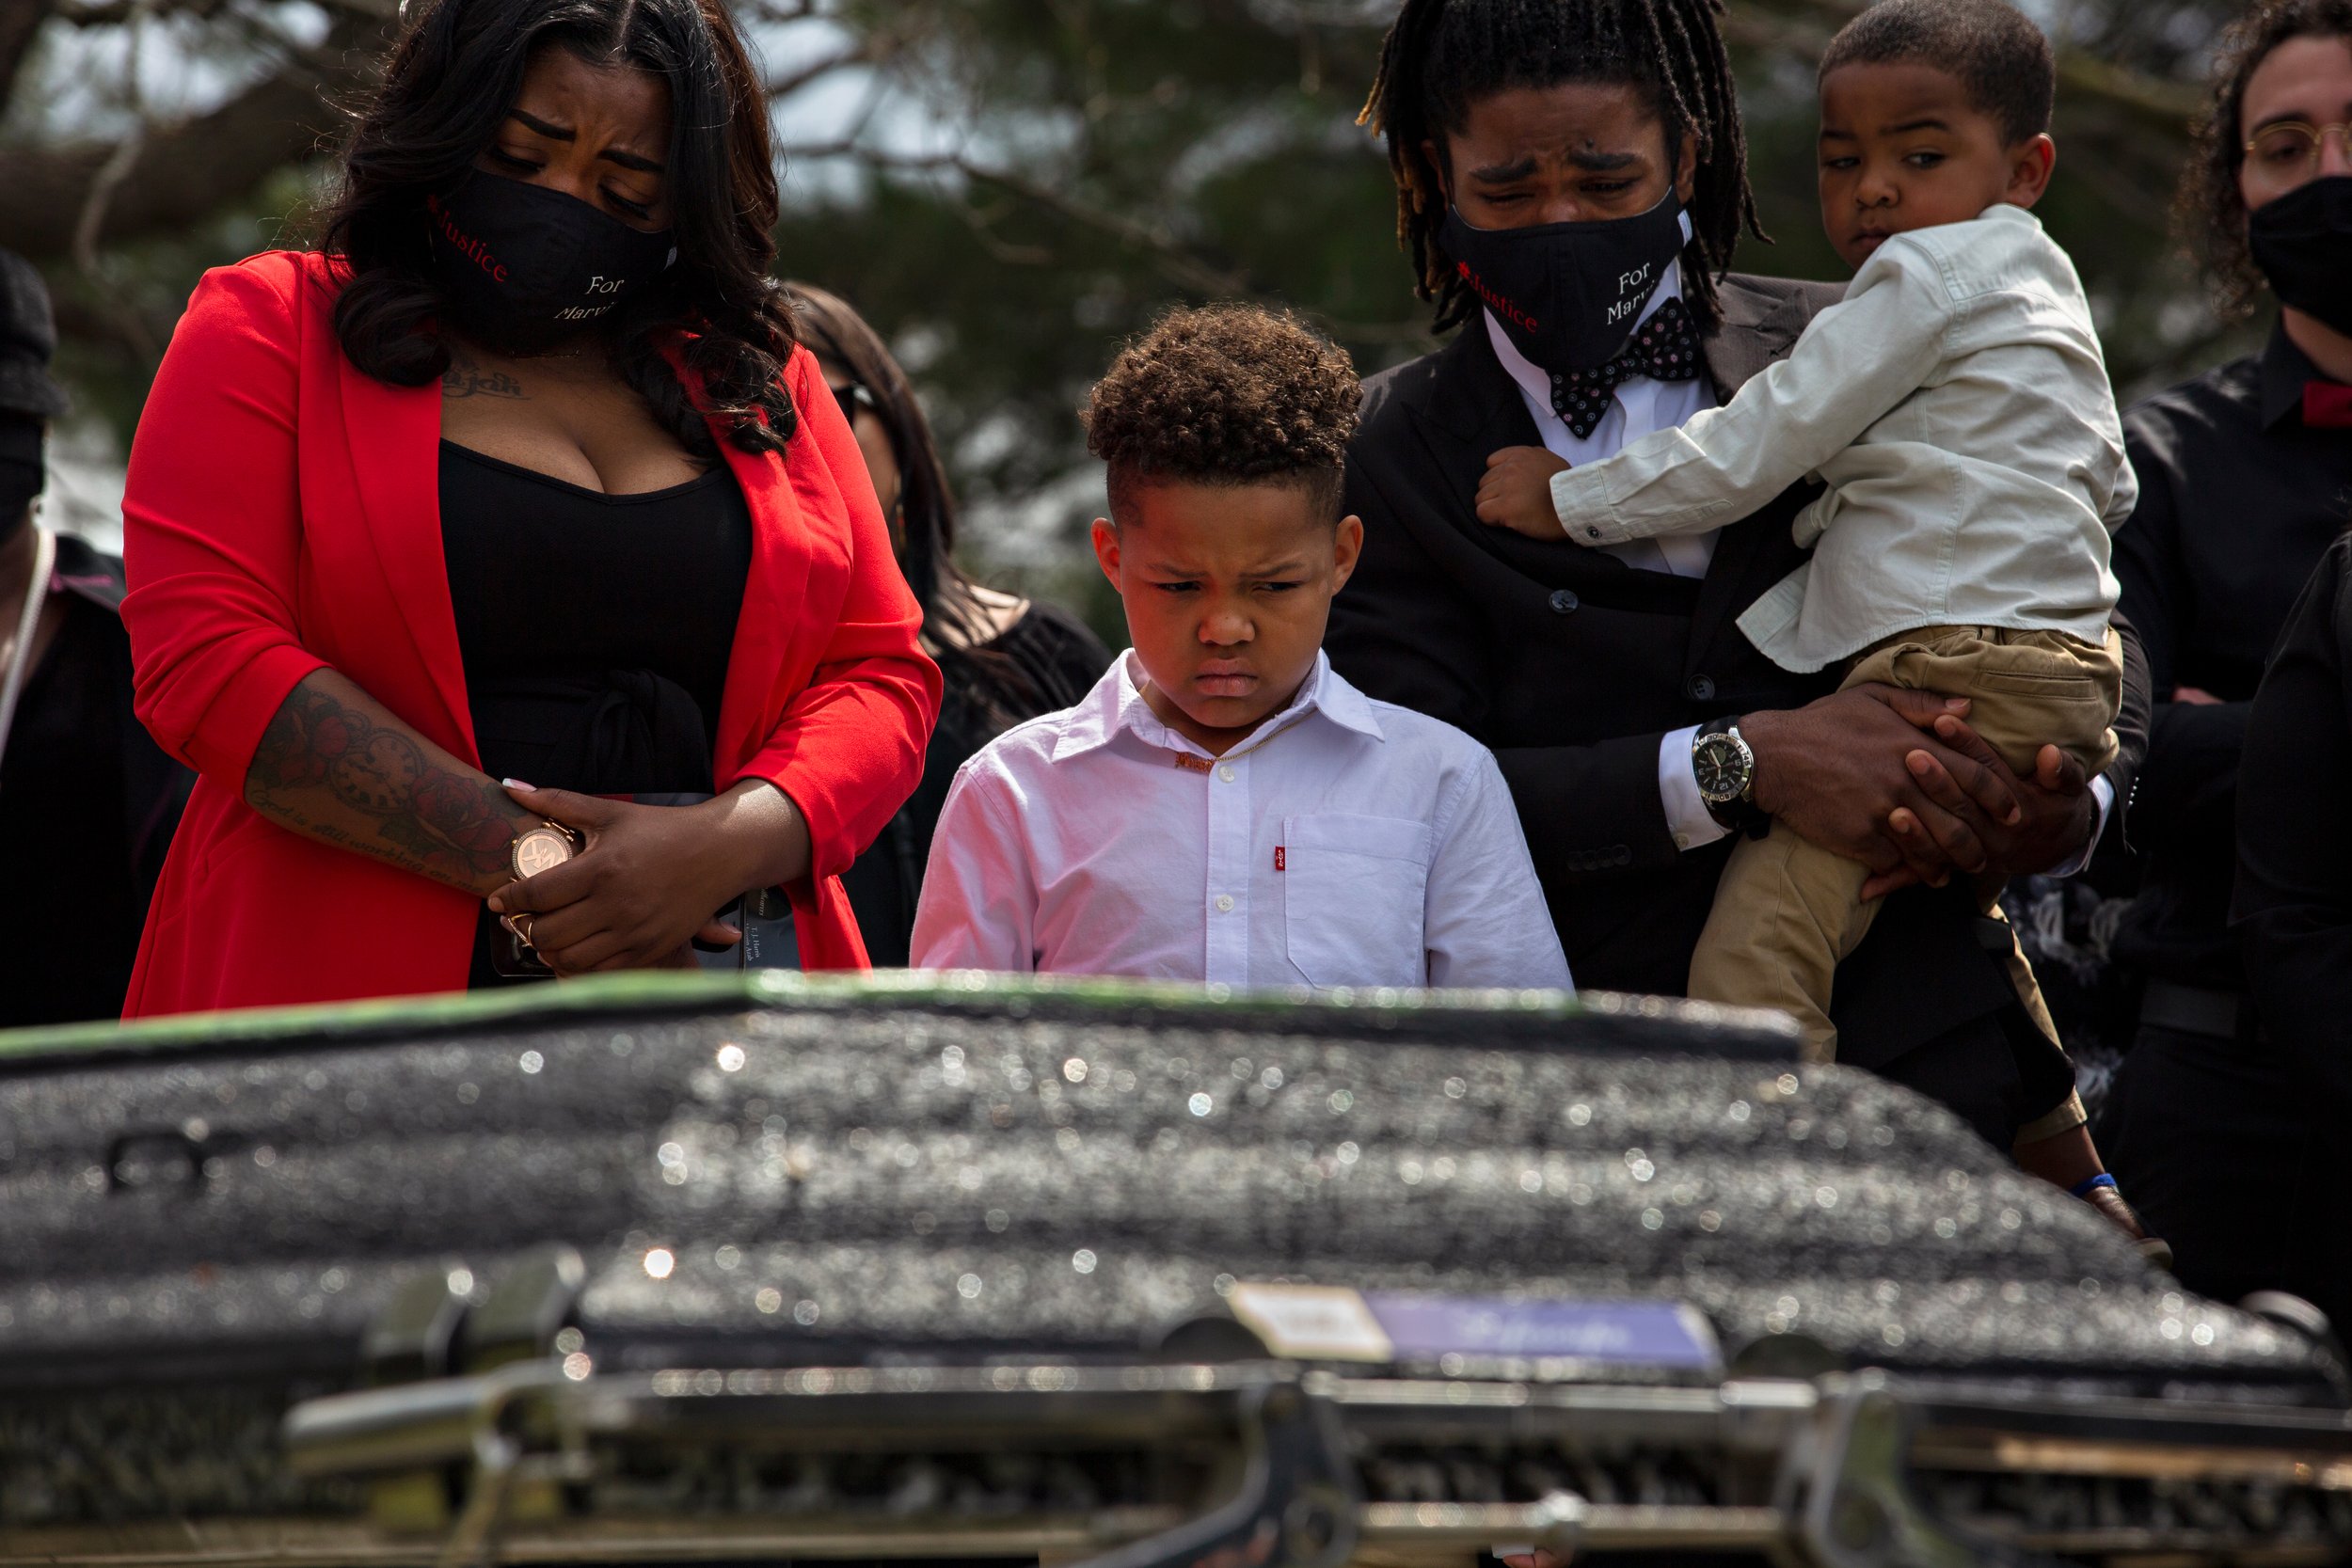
1275, 847, 1286, 872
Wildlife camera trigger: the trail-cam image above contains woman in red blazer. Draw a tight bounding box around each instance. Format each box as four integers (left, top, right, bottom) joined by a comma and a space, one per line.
119, 0, 939, 1016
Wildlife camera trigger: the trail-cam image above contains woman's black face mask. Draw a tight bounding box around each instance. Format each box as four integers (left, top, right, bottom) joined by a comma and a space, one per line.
1438, 190, 1692, 373
2250, 175, 2352, 339
426, 170, 676, 353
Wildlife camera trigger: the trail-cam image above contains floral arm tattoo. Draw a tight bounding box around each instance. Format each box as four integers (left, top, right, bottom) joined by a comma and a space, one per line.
245, 672, 534, 894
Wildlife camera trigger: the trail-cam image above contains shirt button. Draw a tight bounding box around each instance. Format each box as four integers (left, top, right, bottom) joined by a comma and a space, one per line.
1217, 764, 1236, 782
1688, 674, 1716, 701
1674, 832, 1692, 850
1549, 588, 1580, 615
1215, 895, 1235, 913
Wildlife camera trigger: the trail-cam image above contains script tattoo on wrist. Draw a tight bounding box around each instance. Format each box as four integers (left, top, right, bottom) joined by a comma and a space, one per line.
246, 682, 529, 884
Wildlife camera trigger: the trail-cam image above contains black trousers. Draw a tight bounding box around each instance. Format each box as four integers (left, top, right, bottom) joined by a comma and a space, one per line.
2095, 1022, 2318, 1312
1871, 999, 2080, 1155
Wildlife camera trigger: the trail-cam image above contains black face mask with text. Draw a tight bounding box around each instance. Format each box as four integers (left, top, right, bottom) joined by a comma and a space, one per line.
425, 170, 676, 353
1439, 191, 1692, 373
2250, 175, 2352, 340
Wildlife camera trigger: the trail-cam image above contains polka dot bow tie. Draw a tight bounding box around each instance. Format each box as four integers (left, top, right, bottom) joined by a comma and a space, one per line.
1548, 295, 1704, 440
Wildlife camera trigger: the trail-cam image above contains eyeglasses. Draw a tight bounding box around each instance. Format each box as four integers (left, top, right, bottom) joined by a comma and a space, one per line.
832, 380, 877, 426
2243, 119, 2352, 178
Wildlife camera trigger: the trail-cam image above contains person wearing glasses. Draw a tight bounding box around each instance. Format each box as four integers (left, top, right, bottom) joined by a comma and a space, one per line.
2092, 1, 2352, 1308
785, 283, 1111, 965
118, 0, 938, 1014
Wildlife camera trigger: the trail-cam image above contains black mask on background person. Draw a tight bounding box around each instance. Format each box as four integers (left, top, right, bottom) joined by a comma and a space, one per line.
425, 170, 676, 353
2249, 175, 2352, 340
1438, 190, 1692, 373
0, 419, 41, 543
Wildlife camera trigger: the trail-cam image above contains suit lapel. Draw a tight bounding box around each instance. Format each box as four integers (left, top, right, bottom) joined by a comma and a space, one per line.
339, 355, 478, 761
1404, 325, 1634, 588
1686, 277, 1820, 680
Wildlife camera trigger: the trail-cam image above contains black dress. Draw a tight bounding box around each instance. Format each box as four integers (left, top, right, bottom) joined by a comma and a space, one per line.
437, 441, 752, 987
840, 599, 1110, 966
2094, 325, 2352, 1304
2236, 533, 2352, 1332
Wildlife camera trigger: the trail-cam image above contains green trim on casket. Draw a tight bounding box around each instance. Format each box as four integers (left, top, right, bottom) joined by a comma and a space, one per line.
0, 973, 1795, 1067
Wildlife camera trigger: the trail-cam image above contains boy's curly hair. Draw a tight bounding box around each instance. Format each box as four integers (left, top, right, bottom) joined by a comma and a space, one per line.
1085, 304, 1361, 520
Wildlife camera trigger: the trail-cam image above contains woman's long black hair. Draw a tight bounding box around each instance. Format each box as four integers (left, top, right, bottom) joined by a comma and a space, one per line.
321, 0, 796, 456
1359, 0, 1767, 335
785, 281, 1048, 729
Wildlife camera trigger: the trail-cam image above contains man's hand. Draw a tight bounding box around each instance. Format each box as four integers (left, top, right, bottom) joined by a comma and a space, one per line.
1740, 685, 2025, 894
1866, 718, 2094, 899
1475, 446, 1571, 540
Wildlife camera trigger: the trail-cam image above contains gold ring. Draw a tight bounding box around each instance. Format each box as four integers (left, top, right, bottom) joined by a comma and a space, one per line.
502, 911, 536, 948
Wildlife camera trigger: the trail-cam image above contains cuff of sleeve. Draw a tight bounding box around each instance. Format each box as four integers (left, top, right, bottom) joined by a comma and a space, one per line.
2042, 775, 2115, 879
182, 643, 330, 784
1550, 467, 1634, 546
1659, 725, 1729, 853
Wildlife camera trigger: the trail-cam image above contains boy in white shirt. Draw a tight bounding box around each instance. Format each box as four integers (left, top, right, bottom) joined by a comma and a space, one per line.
913, 305, 1571, 992
1472, 0, 2159, 1252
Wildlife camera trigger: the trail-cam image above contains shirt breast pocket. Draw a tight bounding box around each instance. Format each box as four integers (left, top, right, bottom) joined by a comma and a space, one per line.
1282, 814, 1433, 989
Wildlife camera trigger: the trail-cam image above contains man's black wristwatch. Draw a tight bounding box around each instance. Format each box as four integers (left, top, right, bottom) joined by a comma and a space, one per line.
1692, 717, 1771, 840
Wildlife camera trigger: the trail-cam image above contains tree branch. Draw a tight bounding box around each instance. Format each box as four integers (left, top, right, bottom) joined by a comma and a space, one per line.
0, 8, 384, 264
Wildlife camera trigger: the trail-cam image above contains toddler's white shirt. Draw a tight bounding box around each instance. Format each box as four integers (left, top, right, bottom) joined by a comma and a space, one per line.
911, 650, 1573, 991
1555, 203, 2132, 674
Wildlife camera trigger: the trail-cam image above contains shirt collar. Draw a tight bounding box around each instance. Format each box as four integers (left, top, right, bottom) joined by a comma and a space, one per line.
2260, 317, 2331, 430
1051, 649, 1383, 763
1486, 259, 1686, 413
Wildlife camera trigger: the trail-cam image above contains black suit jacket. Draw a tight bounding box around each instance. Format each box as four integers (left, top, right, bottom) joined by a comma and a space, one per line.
1327, 274, 2150, 1070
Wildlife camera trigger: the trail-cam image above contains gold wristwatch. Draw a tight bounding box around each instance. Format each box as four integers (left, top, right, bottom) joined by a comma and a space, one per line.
510, 820, 581, 879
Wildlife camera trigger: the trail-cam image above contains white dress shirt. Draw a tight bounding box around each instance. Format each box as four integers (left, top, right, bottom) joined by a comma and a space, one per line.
911, 651, 1574, 991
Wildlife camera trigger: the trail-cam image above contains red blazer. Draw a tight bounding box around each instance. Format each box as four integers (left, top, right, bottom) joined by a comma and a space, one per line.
119, 251, 940, 1017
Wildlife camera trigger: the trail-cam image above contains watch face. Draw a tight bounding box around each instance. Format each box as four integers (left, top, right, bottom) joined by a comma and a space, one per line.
1693, 736, 1749, 805
514, 827, 574, 879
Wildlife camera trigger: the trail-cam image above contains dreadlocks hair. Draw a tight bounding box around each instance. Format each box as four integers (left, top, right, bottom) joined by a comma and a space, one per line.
2176, 0, 2352, 321
1359, 0, 1767, 336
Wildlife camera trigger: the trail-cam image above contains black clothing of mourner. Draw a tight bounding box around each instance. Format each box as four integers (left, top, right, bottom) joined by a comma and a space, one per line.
1325, 275, 2153, 1150
2234, 532, 2352, 1332
2093, 325, 2352, 1307
437, 439, 752, 987
841, 601, 1110, 966
0, 534, 190, 1026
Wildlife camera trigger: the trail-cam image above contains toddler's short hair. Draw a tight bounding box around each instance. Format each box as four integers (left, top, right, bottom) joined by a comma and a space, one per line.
1085, 304, 1361, 521
1819, 0, 2056, 147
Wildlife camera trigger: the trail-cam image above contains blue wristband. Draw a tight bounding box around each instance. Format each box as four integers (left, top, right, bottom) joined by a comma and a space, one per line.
2070, 1172, 2118, 1199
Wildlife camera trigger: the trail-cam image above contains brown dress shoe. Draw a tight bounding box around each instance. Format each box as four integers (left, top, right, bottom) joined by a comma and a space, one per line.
2082, 1180, 2174, 1271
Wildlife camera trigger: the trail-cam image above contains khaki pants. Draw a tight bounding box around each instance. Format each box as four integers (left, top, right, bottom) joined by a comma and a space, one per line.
1689, 625, 2122, 1063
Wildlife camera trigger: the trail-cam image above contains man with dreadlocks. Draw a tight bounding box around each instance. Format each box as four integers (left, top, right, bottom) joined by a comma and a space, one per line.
1327, 0, 2154, 1174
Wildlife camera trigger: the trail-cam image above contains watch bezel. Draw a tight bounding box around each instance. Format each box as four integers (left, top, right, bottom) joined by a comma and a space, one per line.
1692, 726, 1756, 808
511, 822, 580, 880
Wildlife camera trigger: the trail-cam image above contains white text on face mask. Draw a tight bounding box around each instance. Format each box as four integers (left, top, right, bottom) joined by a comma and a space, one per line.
554, 277, 629, 324
1605, 261, 1657, 324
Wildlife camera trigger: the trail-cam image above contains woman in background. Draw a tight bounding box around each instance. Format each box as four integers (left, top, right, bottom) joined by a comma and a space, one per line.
787, 283, 1110, 965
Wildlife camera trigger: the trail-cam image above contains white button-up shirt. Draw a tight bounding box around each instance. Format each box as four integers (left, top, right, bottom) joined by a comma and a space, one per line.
911, 651, 1573, 991
1556, 204, 2131, 674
